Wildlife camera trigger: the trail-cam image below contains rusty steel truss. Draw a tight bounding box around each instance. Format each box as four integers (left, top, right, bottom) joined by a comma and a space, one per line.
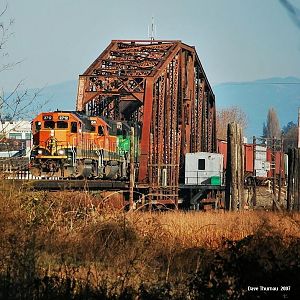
76, 40, 216, 206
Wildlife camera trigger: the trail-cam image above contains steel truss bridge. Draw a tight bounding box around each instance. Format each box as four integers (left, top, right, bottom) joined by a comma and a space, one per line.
76, 40, 216, 206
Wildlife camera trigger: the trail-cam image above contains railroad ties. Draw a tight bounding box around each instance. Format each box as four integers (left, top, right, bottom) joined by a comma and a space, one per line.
0, 157, 129, 190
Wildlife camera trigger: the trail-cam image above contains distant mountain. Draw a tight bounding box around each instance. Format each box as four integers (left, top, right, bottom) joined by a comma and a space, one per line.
12, 77, 299, 138
34, 80, 77, 112
3, 80, 77, 121
213, 77, 300, 138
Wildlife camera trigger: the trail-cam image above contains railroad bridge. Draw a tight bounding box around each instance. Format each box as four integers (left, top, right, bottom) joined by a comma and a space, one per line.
76, 40, 216, 205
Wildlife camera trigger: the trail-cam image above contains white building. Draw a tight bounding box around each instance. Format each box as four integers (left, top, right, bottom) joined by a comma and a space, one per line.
0, 120, 32, 157
0, 120, 32, 140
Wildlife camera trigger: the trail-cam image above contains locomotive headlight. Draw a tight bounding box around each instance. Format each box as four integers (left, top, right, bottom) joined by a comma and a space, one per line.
38, 149, 43, 155
58, 149, 65, 155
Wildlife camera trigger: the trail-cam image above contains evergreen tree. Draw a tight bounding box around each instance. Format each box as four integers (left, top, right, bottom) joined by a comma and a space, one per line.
282, 121, 298, 152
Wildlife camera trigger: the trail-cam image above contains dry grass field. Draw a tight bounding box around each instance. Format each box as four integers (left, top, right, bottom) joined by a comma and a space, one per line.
0, 182, 300, 299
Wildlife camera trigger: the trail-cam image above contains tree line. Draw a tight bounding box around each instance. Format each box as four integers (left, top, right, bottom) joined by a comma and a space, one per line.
217, 106, 298, 152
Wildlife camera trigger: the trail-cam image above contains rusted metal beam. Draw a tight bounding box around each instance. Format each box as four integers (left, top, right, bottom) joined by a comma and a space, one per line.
139, 77, 154, 182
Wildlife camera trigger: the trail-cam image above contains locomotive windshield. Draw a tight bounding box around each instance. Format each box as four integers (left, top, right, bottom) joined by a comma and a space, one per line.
57, 121, 68, 128
44, 121, 55, 129
42, 121, 69, 129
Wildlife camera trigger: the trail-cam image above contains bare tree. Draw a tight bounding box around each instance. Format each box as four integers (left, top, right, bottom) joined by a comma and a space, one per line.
263, 107, 281, 140
0, 4, 21, 73
0, 3, 45, 159
216, 106, 247, 140
0, 4, 45, 124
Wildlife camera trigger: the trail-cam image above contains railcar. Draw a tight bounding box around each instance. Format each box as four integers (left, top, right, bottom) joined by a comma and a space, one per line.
217, 140, 287, 184
30, 111, 131, 178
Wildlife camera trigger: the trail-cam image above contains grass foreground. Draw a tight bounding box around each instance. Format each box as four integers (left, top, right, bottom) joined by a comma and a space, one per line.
0, 183, 300, 299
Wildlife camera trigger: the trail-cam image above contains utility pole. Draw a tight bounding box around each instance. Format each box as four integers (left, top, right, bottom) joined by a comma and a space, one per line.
298, 107, 300, 149
225, 122, 244, 211
272, 136, 276, 211
252, 136, 257, 207
278, 135, 283, 205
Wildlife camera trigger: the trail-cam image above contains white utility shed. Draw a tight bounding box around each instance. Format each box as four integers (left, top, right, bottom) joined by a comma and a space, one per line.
185, 152, 223, 185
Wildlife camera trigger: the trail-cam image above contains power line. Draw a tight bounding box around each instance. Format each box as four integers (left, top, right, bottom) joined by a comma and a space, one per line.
216, 82, 300, 86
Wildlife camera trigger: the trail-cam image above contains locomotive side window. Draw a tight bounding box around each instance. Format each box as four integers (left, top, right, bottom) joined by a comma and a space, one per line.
71, 122, 77, 133
57, 121, 68, 128
98, 125, 104, 136
44, 121, 55, 129
35, 121, 41, 131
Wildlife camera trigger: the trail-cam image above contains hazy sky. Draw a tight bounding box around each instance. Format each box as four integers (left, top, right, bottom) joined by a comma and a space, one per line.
1, 0, 300, 90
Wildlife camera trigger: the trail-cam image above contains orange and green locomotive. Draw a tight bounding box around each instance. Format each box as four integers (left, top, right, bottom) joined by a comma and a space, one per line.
30, 111, 131, 178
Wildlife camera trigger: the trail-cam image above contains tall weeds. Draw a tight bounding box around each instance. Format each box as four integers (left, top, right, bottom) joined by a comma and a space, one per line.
0, 182, 299, 299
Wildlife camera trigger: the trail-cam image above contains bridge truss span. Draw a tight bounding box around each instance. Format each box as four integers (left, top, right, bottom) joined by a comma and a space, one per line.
76, 40, 216, 206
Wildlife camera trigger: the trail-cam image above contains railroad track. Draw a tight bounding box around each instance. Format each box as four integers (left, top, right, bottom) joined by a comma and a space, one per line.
3, 178, 130, 191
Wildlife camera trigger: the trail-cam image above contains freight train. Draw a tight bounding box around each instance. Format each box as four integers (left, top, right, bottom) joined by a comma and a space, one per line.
29, 110, 286, 184
30, 111, 131, 179
217, 140, 286, 184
